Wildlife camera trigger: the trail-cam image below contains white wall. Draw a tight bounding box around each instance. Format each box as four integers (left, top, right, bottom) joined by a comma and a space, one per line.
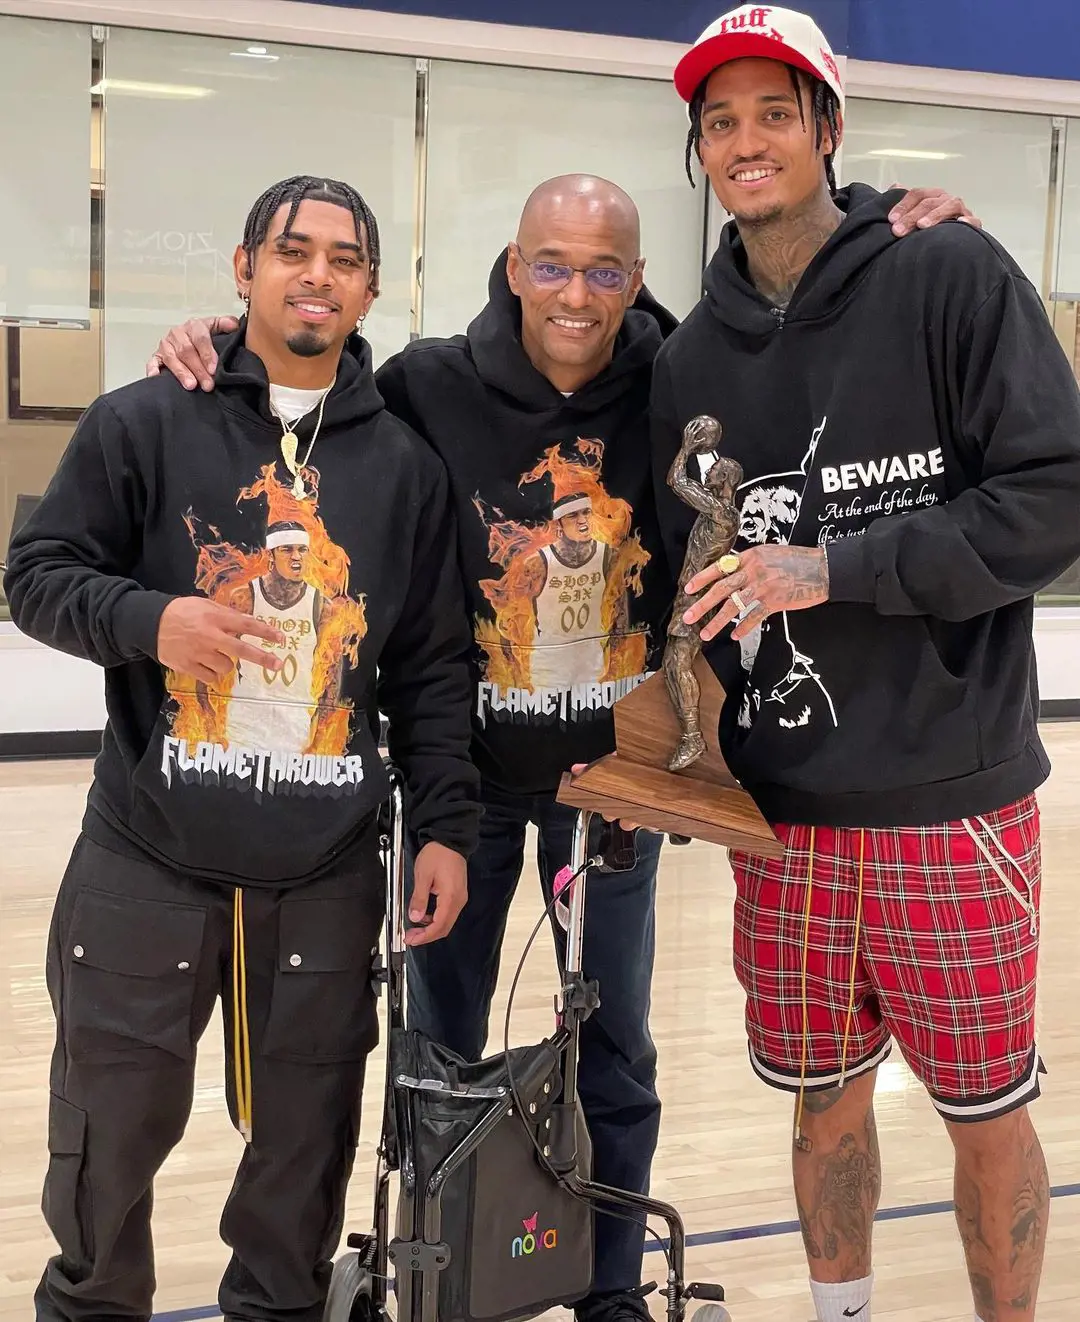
0, 624, 106, 735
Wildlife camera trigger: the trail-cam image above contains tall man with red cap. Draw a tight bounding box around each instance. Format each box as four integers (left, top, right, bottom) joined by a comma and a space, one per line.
653, 7, 1080, 1322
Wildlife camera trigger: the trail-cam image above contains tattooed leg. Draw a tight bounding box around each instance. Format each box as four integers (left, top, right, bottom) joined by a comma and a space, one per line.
792, 1070, 881, 1282
948, 1106, 1048, 1322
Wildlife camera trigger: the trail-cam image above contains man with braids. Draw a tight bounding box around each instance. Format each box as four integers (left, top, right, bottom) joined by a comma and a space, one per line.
650, 8, 1080, 1322
4, 175, 479, 1322
148, 167, 975, 1322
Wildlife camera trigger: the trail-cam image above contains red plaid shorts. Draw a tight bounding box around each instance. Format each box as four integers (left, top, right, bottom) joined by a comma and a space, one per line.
728, 794, 1043, 1121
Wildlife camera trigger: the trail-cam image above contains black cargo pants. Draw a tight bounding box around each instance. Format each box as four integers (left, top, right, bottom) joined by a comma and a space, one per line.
35, 829, 385, 1322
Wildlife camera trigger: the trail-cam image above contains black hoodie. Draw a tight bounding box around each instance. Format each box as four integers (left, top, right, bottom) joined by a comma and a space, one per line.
4, 328, 480, 884
376, 251, 679, 796
652, 184, 1080, 829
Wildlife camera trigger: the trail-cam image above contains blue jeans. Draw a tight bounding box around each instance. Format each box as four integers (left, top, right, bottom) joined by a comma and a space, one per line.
406, 782, 663, 1299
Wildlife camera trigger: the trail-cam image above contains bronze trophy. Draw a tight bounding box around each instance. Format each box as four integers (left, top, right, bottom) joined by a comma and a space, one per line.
556, 415, 782, 856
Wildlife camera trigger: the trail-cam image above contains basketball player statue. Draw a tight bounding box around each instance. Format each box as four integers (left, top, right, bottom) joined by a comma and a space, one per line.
663, 415, 743, 772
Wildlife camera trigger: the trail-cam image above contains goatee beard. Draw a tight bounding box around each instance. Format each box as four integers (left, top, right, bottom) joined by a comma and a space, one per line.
285, 329, 332, 358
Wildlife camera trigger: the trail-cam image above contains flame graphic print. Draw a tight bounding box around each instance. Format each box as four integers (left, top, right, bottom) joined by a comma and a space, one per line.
165, 463, 367, 756
474, 439, 649, 692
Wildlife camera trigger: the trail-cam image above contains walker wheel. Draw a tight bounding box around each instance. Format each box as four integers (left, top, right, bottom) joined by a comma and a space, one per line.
323, 1252, 375, 1322
690, 1306, 732, 1322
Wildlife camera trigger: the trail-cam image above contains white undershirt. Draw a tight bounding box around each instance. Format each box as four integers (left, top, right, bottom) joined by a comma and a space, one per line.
269, 382, 331, 426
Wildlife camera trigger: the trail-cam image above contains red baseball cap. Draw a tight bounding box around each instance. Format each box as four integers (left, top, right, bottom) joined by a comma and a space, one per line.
674, 4, 845, 109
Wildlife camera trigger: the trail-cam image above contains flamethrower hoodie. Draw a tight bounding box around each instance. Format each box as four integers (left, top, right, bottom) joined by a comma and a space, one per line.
4, 327, 480, 885
651, 184, 1080, 829
375, 251, 679, 796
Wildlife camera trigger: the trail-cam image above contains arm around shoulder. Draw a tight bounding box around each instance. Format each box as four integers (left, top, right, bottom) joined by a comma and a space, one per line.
3, 394, 175, 665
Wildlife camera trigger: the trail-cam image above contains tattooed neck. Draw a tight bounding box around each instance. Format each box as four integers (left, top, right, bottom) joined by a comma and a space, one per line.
739, 186, 844, 310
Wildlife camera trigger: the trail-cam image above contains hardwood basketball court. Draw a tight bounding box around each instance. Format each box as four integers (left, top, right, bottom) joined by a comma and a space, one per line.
3, 725, 1078, 1321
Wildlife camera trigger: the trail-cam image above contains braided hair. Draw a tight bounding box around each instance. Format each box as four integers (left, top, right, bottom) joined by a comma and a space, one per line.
241, 175, 382, 294
684, 65, 841, 195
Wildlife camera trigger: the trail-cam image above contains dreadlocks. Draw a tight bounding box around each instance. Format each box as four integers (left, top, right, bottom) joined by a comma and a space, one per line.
241, 175, 382, 294
684, 65, 841, 194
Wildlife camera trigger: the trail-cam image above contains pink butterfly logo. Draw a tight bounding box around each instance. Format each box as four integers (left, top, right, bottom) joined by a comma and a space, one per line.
522, 1213, 538, 1233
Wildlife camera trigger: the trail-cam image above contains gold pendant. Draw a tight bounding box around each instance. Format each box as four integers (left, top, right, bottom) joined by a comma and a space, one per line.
292, 474, 306, 499
280, 430, 298, 475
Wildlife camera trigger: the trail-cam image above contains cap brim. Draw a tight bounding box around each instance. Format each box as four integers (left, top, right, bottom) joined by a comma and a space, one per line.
674, 31, 830, 102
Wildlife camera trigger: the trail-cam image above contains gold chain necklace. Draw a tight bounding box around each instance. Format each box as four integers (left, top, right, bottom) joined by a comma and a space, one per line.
269, 384, 332, 499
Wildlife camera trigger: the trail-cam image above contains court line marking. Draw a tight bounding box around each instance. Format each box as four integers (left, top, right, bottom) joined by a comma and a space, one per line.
150, 1182, 1080, 1322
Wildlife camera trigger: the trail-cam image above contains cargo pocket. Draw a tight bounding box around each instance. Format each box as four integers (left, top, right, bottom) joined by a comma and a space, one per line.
262, 896, 381, 1064
64, 889, 207, 1064
41, 1094, 93, 1267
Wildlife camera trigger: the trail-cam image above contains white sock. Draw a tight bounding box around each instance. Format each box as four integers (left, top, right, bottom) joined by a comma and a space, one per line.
809, 1274, 874, 1321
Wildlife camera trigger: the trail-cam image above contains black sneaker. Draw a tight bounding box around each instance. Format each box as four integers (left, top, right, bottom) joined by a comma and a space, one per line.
575, 1284, 656, 1322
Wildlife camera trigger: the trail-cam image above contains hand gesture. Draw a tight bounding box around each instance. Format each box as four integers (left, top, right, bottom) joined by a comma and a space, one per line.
682, 544, 830, 642
405, 842, 468, 946
146, 316, 239, 392
157, 596, 285, 683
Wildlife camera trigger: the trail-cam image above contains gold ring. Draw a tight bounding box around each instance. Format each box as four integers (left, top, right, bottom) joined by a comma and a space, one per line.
717, 553, 740, 575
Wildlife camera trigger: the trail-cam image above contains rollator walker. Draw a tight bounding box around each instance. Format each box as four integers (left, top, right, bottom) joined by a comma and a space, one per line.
324, 763, 732, 1322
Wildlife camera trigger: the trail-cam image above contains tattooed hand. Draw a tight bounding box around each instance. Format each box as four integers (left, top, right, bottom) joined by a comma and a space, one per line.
682, 544, 830, 642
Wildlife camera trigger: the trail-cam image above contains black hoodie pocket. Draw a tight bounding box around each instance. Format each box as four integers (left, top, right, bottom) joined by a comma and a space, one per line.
128, 706, 389, 884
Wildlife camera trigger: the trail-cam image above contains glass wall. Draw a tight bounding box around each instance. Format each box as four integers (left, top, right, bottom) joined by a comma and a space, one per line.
840, 99, 1053, 288
101, 28, 417, 388
1042, 116, 1080, 601
422, 60, 705, 332
3, 14, 1079, 619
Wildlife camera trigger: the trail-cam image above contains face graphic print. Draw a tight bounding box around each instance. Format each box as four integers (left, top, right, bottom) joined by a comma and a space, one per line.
165, 463, 368, 766
472, 438, 652, 726
722, 418, 839, 734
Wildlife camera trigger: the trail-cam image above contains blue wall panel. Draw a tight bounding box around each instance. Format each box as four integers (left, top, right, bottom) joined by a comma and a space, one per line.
308, 0, 850, 51
306, 0, 1080, 82
849, 0, 1080, 82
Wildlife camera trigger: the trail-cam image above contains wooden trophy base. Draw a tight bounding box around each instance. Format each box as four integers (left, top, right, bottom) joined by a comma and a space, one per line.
557, 655, 783, 858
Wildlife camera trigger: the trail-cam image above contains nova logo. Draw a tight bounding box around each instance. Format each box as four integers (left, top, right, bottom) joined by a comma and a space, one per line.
511, 1212, 558, 1258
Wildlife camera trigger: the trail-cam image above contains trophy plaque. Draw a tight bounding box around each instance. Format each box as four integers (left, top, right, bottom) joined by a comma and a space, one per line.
557, 415, 782, 858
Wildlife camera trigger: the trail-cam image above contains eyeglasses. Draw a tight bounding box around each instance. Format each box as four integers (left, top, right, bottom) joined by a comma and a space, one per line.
513, 244, 640, 294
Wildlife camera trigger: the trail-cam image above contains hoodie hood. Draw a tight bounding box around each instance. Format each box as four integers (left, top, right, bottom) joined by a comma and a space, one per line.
464, 248, 679, 413
703, 183, 907, 335
212, 319, 385, 429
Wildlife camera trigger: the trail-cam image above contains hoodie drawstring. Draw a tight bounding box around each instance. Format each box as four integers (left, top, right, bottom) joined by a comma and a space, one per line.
232, 889, 253, 1143
794, 828, 866, 1150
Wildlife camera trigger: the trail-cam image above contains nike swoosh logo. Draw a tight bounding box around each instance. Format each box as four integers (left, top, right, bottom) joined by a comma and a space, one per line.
843, 1306, 868, 1318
